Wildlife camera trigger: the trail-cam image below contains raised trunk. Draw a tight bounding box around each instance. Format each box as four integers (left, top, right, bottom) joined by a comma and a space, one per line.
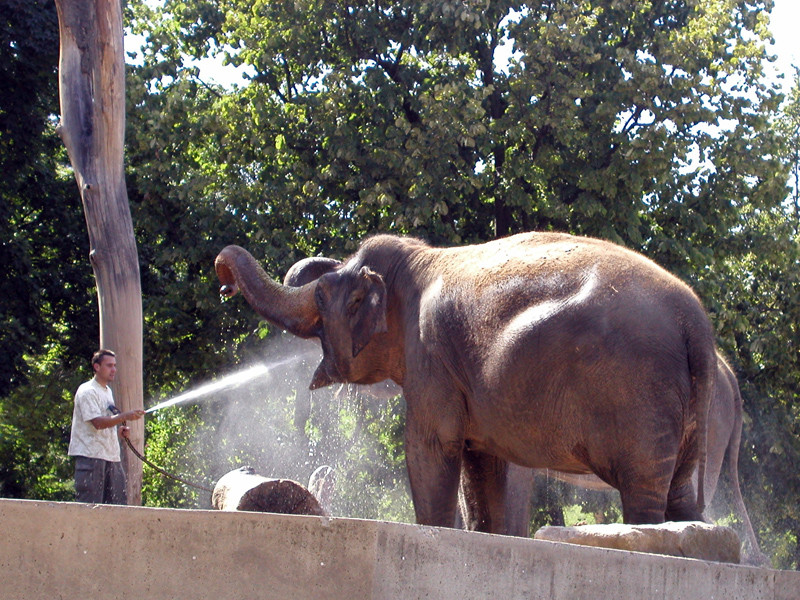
54, 0, 144, 504
215, 245, 321, 338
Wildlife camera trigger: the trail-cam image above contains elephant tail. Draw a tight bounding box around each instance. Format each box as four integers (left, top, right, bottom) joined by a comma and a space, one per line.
685, 320, 716, 515
724, 368, 765, 563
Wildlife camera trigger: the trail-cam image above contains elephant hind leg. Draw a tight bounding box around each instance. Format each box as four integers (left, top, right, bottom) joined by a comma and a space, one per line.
617, 462, 702, 523
618, 485, 668, 524
460, 450, 508, 534
615, 457, 673, 524
665, 481, 703, 521
503, 463, 535, 537
665, 457, 704, 521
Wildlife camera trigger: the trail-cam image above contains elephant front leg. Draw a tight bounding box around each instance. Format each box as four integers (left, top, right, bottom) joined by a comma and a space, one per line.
404, 418, 463, 528
503, 463, 535, 537
460, 450, 510, 534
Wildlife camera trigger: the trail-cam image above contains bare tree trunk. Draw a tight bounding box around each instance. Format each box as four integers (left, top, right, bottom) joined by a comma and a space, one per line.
54, 0, 144, 505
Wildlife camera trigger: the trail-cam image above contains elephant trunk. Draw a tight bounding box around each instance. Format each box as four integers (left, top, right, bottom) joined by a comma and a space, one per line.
215, 245, 320, 339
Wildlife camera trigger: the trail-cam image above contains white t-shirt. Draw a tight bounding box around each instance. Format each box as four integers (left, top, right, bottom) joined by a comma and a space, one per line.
68, 377, 121, 462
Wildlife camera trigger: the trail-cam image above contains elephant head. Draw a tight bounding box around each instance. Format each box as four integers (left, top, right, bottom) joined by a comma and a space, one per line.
215, 245, 389, 389
284, 256, 343, 287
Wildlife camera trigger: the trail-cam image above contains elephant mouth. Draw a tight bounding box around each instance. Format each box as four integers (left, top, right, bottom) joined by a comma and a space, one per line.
219, 283, 239, 298
310, 354, 345, 390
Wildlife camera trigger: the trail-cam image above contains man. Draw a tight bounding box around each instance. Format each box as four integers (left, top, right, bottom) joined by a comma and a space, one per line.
68, 349, 144, 504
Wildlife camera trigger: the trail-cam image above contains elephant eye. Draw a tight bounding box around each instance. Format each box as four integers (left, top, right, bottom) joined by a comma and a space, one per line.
314, 285, 328, 311
346, 293, 363, 316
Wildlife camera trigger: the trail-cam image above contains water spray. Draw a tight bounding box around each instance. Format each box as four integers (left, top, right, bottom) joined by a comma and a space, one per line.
115, 353, 317, 494
144, 363, 273, 414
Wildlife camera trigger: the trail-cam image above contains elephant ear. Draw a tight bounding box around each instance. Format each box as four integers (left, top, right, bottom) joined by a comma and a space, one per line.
284, 256, 342, 287
348, 266, 388, 358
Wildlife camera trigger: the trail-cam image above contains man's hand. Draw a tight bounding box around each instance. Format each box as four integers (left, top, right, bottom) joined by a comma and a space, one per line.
118, 410, 144, 437
122, 409, 145, 421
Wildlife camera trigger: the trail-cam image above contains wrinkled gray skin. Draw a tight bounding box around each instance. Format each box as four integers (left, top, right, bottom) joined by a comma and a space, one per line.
495, 353, 767, 564
215, 232, 717, 528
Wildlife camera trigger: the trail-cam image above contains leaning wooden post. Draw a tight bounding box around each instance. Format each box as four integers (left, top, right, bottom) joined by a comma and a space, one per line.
54, 0, 144, 504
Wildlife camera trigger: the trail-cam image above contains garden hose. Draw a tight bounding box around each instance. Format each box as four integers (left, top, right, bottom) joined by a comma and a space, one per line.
109, 404, 213, 494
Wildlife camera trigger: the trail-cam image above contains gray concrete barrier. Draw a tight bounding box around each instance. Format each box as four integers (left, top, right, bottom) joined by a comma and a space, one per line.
0, 498, 796, 599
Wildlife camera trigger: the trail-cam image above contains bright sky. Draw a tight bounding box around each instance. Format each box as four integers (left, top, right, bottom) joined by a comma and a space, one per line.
768, 0, 799, 89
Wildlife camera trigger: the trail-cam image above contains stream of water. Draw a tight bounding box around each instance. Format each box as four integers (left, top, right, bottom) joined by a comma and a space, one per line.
145, 356, 301, 414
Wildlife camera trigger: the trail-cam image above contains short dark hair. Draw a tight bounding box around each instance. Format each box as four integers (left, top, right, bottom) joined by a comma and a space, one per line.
92, 349, 116, 366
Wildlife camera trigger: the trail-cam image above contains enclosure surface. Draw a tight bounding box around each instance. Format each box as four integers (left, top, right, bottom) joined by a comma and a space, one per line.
0, 498, 796, 599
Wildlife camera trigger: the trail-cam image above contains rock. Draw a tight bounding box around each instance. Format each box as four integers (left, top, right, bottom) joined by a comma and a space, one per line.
534, 521, 740, 564
307, 465, 336, 513
212, 466, 327, 516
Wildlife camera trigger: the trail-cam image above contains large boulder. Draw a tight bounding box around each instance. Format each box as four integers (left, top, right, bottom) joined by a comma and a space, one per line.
534, 521, 740, 564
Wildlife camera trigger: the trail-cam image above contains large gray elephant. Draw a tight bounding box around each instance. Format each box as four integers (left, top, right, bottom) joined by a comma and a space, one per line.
494, 353, 766, 563
215, 232, 717, 528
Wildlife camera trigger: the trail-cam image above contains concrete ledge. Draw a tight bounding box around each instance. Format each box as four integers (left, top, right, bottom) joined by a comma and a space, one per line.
0, 498, 796, 599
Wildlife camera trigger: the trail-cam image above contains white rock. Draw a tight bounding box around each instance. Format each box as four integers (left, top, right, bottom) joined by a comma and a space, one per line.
534, 521, 740, 564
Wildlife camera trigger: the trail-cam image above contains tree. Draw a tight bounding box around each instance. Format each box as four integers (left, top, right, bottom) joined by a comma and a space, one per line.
54, 0, 144, 503
779, 68, 800, 224
0, 0, 96, 397
714, 71, 800, 567
0, 0, 99, 499
130, 0, 780, 250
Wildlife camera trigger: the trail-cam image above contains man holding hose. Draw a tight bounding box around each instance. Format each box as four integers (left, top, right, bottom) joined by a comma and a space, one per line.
68, 349, 145, 504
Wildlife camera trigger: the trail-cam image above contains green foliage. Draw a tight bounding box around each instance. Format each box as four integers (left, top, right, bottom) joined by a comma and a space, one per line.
0, 352, 82, 500
127, 0, 784, 255
781, 68, 800, 220
138, 407, 201, 507
0, 0, 98, 503
0, 0, 98, 397
528, 477, 622, 533
318, 385, 412, 522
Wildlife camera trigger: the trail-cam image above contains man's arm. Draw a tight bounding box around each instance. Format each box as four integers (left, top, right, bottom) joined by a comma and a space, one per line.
89, 410, 144, 430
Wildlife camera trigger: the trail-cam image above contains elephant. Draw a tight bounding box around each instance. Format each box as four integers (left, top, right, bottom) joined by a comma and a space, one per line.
215, 232, 717, 529
492, 352, 767, 563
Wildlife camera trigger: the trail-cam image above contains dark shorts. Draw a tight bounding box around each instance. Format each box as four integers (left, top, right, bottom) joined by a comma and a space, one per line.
74, 456, 128, 505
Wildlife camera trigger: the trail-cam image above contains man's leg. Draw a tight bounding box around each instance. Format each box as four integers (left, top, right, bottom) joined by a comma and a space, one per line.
74, 456, 105, 503
105, 460, 128, 505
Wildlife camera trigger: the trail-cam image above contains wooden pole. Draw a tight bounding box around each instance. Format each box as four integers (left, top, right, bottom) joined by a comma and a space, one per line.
54, 0, 144, 504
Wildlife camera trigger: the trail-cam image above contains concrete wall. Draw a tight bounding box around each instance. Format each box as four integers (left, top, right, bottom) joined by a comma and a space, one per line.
0, 498, 796, 600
